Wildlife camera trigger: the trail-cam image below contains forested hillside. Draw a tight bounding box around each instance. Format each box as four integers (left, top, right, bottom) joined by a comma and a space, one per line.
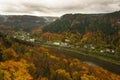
0, 32, 120, 80
43, 11, 120, 50
0, 11, 120, 80
43, 11, 120, 34
0, 15, 57, 32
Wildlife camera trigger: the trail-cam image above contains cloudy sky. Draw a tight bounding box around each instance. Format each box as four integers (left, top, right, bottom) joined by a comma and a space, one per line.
0, 0, 120, 16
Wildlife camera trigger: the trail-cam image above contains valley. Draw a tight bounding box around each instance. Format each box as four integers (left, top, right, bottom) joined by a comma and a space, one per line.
0, 11, 120, 80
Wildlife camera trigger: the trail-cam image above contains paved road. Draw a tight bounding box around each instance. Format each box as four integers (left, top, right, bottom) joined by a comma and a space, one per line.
44, 45, 120, 75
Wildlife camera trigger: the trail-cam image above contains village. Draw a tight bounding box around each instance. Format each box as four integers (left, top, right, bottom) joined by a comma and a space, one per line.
12, 31, 116, 55
13, 31, 35, 42
52, 41, 115, 55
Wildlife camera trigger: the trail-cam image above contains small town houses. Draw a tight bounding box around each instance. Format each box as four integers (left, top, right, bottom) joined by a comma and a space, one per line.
13, 31, 35, 42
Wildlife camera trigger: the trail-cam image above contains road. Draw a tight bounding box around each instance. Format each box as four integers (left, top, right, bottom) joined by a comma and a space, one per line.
43, 45, 120, 75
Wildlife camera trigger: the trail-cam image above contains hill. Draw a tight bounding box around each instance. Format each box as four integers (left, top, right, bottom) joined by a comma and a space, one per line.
0, 15, 57, 32
43, 11, 120, 34
0, 32, 120, 80
43, 11, 120, 49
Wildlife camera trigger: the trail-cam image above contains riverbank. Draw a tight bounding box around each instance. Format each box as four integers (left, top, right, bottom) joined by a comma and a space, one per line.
42, 44, 120, 75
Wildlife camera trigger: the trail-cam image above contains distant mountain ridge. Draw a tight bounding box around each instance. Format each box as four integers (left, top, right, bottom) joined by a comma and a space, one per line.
43, 11, 120, 49
0, 15, 58, 32
43, 11, 120, 35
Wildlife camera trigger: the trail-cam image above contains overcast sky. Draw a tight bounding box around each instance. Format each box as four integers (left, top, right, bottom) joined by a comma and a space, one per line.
0, 0, 120, 16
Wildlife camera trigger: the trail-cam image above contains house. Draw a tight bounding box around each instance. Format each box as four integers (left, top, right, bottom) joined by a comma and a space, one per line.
91, 46, 95, 50
25, 33, 29, 36
65, 39, 70, 42
53, 42, 60, 46
106, 48, 110, 52
100, 50, 104, 53
117, 21, 120, 24
13, 36, 16, 38
84, 45, 88, 48
29, 39, 35, 42
60, 42, 68, 47
111, 50, 115, 53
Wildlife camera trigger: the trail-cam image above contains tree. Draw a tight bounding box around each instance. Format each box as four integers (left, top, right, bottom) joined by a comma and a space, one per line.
2, 48, 18, 61
52, 69, 72, 80
0, 60, 32, 80
72, 71, 81, 80
81, 74, 97, 80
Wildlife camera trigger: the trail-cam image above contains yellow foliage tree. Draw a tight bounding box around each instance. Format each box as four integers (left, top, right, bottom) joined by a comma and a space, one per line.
72, 71, 81, 80
52, 69, 72, 80
81, 74, 97, 80
0, 60, 32, 80
2, 48, 18, 61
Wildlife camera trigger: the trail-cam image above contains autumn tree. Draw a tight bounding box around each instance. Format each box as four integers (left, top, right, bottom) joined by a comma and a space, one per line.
2, 48, 18, 61
0, 60, 32, 80
52, 69, 72, 80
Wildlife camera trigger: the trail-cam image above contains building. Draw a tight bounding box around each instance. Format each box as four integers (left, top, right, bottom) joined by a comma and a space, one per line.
29, 39, 35, 42
53, 42, 60, 46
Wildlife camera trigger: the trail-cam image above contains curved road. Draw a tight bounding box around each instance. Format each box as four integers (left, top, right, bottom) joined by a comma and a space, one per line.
45, 45, 120, 75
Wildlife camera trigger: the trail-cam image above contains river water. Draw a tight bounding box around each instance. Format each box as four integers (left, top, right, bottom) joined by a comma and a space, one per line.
83, 61, 98, 67
48, 47, 120, 75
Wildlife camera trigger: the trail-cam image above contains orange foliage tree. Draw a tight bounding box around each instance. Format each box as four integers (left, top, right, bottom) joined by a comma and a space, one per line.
0, 60, 32, 80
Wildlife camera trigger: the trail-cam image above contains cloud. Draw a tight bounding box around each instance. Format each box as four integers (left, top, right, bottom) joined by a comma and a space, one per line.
0, 0, 120, 16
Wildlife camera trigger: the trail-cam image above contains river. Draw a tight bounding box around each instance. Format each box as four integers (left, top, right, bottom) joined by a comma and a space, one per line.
46, 46, 120, 75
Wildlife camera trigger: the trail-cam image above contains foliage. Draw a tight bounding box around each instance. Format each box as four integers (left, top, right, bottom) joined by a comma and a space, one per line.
0, 16, 57, 32
43, 11, 120, 49
52, 69, 72, 80
2, 48, 18, 61
0, 60, 32, 80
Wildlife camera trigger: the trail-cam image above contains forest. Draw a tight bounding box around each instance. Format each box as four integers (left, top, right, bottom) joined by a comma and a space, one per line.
43, 11, 120, 53
0, 27, 120, 80
0, 11, 120, 80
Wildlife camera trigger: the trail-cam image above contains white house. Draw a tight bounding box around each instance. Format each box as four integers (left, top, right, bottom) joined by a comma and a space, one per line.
111, 50, 115, 53
13, 36, 16, 38
91, 46, 95, 50
53, 42, 60, 46
65, 39, 70, 42
29, 39, 35, 42
100, 50, 104, 53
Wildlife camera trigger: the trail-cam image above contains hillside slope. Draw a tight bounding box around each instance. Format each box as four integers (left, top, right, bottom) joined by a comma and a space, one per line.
0, 15, 57, 32
43, 11, 120, 49
43, 11, 120, 34
0, 33, 120, 80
